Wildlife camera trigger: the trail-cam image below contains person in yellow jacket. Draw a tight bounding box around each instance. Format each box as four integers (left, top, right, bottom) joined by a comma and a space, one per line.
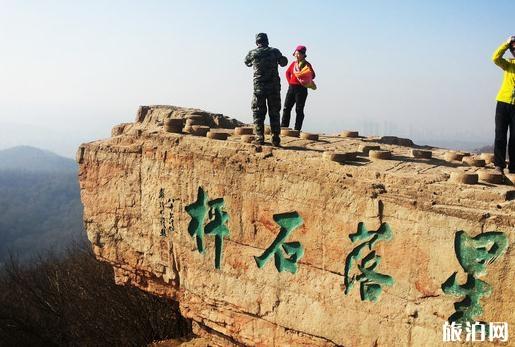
492, 36, 515, 174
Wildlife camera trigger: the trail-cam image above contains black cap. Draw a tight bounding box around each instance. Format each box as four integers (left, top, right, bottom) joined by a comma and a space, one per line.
255, 33, 269, 46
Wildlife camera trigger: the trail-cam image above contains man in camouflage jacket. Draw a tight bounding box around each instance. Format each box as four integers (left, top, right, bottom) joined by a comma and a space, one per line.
245, 33, 288, 146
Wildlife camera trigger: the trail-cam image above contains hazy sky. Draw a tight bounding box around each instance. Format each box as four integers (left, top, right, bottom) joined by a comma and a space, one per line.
0, 0, 514, 157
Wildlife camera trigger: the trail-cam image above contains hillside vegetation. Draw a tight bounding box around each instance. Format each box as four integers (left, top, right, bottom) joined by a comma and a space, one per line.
0, 243, 191, 346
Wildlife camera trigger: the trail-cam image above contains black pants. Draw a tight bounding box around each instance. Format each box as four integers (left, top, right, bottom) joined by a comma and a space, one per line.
281, 85, 308, 131
252, 90, 281, 138
494, 101, 515, 171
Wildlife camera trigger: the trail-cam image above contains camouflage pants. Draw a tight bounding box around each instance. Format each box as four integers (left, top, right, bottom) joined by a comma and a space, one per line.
251, 91, 281, 138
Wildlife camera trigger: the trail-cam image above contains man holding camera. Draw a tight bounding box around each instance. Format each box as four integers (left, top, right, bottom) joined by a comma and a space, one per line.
492, 36, 515, 174
245, 33, 288, 146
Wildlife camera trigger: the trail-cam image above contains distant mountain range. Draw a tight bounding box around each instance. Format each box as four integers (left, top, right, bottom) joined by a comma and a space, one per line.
0, 146, 85, 262
0, 145, 77, 172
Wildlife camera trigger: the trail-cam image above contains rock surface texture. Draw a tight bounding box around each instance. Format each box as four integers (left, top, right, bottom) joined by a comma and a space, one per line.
78, 106, 514, 346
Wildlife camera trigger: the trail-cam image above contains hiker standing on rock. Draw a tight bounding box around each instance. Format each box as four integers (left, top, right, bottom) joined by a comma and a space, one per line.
281, 45, 316, 131
245, 33, 288, 146
492, 36, 515, 174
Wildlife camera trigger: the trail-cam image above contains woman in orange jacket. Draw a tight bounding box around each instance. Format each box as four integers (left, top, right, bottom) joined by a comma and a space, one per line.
280, 45, 316, 131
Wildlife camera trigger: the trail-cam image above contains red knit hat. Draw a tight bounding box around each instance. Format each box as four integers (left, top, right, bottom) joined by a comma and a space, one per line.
293, 45, 307, 55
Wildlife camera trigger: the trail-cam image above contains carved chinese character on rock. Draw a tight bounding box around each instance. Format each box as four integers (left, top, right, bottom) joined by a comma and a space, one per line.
441, 231, 508, 326
158, 188, 176, 237
344, 222, 394, 302
185, 187, 230, 269
254, 212, 305, 274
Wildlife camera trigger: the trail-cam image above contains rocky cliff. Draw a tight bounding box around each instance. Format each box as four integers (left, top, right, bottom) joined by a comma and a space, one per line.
77, 106, 514, 346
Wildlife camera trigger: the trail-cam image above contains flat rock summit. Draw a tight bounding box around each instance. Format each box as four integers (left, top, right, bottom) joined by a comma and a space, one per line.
77, 105, 514, 346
